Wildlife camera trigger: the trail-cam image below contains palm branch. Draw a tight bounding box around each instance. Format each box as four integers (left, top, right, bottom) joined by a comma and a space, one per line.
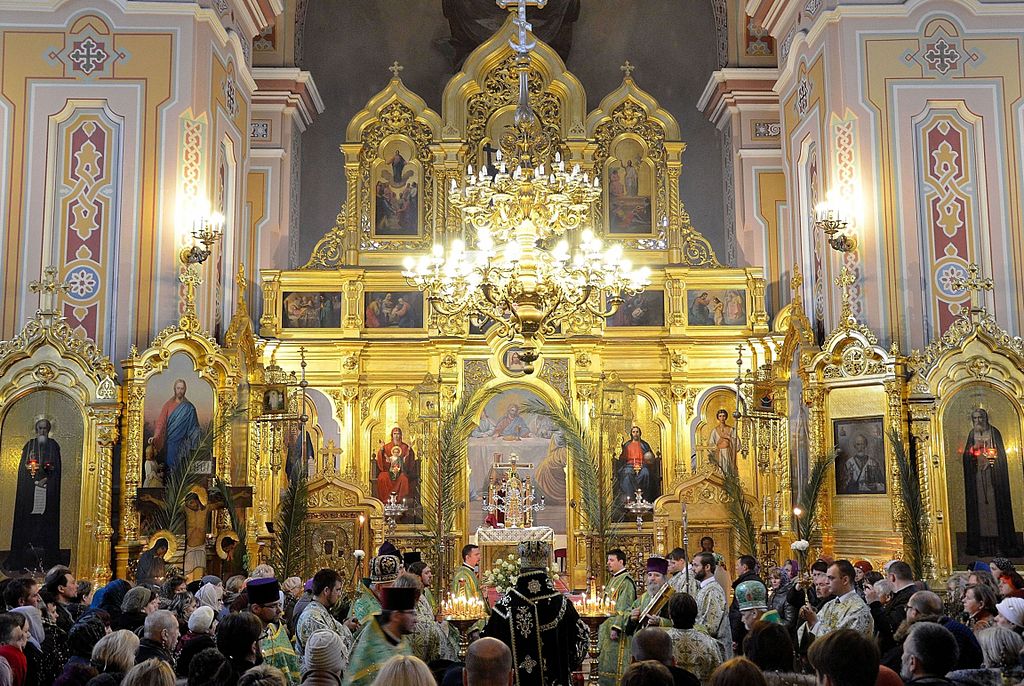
271, 471, 309, 579
714, 459, 759, 557
797, 447, 838, 542
213, 477, 249, 575
522, 399, 622, 537
149, 418, 226, 536
890, 430, 925, 579
422, 387, 500, 542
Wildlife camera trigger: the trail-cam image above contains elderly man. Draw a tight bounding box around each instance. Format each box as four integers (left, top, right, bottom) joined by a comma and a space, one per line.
343, 587, 418, 686
483, 541, 587, 686
798, 560, 874, 642
606, 556, 676, 682
899, 622, 960, 683
692, 551, 733, 660
136, 610, 179, 664
348, 555, 401, 627
735, 578, 773, 632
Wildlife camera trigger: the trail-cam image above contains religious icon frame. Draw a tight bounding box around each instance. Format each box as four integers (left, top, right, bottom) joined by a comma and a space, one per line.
0, 307, 121, 585
120, 326, 240, 579
908, 309, 1024, 577
831, 416, 887, 496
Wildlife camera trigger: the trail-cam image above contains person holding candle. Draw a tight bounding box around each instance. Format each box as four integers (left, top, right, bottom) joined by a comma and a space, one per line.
482, 541, 587, 686
597, 548, 638, 686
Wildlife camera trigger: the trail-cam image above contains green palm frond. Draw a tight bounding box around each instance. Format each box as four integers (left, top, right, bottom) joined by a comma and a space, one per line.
272, 472, 309, 579
714, 459, 759, 557
797, 448, 838, 541
149, 410, 241, 536
890, 430, 925, 579
522, 399, 621, 536
214, 478, 249, 575
422, 387, 501, 540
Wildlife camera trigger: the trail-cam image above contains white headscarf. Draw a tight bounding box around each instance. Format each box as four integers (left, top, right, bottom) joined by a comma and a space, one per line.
10, 606, 44, 649
195, 582, 224, 612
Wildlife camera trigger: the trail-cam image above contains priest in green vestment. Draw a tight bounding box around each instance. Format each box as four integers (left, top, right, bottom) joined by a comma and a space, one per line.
347, 554, 400, 628
451, 543, 487, 632
597, 549, 637, 686
342, 586, 418, 686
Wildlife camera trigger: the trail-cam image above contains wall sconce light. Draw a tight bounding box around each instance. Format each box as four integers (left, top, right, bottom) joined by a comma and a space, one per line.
180, 210, 225, 265
814, 197, 857, 253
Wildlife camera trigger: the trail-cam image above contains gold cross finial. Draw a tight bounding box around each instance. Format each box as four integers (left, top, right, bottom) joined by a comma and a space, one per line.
950, 262, 993, 320
621, 60, 635, 79
389, 61, 403, 78
177, 264, 202, 336
29, 266, 70, 318
834, 266, 856, 323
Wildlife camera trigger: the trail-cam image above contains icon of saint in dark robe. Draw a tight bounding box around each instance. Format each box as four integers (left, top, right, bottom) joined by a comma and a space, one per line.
962, 408, 1021, 556
8, 418, 63, 571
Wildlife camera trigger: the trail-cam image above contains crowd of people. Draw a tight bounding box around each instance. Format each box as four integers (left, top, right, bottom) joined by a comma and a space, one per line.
0, 546, 1021, 686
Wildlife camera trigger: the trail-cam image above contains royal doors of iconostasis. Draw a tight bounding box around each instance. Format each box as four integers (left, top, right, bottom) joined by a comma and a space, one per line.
0, 305, 120, 584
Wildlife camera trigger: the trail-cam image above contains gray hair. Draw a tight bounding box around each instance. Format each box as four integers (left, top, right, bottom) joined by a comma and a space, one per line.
872, 579, 895, 600
143, 609, 177, 639
976, 626, 1024, 669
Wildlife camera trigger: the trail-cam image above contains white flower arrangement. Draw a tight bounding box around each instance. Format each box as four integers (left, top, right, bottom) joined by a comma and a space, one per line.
790, 539, 810, 552
480, 553, 560, 594
353, 549, 366, 560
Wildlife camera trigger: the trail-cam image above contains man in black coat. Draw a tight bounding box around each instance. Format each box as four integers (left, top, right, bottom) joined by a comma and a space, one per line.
729, 555, 761, 655
135, 611, 179, 665
876, 560, 916, 653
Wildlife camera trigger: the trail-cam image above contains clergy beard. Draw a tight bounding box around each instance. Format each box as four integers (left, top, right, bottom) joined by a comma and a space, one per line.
36, 435, 47, 446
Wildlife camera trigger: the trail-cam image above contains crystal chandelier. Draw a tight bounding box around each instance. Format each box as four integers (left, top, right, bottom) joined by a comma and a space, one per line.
403, 0, 650, 373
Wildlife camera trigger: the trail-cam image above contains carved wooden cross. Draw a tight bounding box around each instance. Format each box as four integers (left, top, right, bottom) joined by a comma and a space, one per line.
621, 61, 635, 79
388, 61, 403, 78
950, 262, 993, 319
29, 266, 70, 317
790, 264, 804, 307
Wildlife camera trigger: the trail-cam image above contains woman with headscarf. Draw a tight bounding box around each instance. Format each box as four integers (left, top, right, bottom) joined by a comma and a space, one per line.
87, 581, 131, 626
174, 606, 217, 679
10, 606, 45, 686
766, 567, 799, 635
166, 592, 195, 636
115, 588, 158, 634
194, 583, 224, 616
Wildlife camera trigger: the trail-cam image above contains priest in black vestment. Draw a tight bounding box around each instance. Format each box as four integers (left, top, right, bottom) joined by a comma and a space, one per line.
8, 418, 63, 571
482, 541, 588, 686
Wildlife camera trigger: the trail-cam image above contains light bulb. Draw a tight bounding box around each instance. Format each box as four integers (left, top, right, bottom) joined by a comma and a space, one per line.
402, 256, 415, 271
432, 244, 444, 258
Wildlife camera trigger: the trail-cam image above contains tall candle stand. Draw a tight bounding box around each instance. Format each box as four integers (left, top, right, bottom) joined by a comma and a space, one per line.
573, 592, 616, 684
442, 591, 488, 660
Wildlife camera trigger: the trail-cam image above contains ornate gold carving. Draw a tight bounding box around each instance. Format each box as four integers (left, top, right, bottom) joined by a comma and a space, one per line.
466, 54, 564, 165
302, 208, 349, 270
358, 103, 436, 252
441, 353, 458, 369
574, 351, 591, 369
670, 351, 687, 372
463, 359, 494, 398
539, 357, 569, 399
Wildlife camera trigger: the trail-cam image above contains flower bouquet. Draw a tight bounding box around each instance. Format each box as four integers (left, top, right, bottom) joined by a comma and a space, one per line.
481, 553, 560, 595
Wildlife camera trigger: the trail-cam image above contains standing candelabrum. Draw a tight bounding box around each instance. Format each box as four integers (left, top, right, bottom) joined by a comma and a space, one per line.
624, 489, 653, 531
382, 492, 408, 536
574, 588, 617, 685
442, 590, 488, 660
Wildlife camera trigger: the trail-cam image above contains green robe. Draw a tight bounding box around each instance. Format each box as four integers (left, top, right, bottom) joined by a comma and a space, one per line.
260, 622, 301, 686
347, 583, 382, 628
597, 570, 636, 686
341, 614, 412, 686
